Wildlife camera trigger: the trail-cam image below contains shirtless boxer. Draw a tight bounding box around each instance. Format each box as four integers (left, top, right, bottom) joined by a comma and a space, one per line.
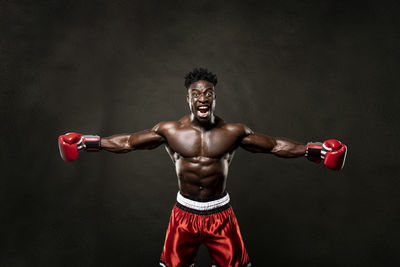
58, 68, 347, 267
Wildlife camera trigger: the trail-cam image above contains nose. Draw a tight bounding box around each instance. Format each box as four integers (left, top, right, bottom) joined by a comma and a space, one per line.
199, 94, 208, 103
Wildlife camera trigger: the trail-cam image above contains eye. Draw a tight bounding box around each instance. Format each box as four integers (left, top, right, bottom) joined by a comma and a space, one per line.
206, 92, 213, 97
192, 93, 199, 98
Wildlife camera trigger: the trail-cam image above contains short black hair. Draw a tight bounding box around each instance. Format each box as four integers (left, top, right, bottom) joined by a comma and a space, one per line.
184, 67, 218, 89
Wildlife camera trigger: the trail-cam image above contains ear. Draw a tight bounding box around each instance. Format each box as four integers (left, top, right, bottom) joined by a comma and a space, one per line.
186, 95, 189, 103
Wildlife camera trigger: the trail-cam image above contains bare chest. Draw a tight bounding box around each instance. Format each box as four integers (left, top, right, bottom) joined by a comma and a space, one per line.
165, 128, 239, 158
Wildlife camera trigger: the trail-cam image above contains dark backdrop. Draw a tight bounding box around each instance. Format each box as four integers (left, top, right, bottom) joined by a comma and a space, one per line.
2, 0, 400, 266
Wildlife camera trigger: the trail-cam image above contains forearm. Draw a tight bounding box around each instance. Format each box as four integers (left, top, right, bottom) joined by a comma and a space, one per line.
101, 134, 133, 153
271, 138, 305, 158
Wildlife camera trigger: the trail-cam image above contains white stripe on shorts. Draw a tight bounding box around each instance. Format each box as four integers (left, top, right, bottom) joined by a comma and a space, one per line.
176, 191, 230, 211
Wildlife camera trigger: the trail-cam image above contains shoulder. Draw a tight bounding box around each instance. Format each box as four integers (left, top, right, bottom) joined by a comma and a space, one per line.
152, 121, 180, 132
221, 122, 254, 137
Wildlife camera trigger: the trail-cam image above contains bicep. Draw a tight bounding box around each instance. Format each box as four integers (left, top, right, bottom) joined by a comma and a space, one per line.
240, 133, 305, 157
128, 128, 165, 150
240, 132, 277, 153
101, 129, 165, 153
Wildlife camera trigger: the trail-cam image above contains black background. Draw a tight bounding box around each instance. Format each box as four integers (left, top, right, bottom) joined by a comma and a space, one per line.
2, 0, 400, 266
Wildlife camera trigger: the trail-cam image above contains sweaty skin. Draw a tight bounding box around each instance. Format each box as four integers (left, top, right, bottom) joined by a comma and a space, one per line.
101, 80, 305, 199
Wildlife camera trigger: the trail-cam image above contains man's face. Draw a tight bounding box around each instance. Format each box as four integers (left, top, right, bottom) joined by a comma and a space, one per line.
187, 80, 216, 123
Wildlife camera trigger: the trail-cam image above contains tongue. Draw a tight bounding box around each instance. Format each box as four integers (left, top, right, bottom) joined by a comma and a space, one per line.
200, 109, 208, 113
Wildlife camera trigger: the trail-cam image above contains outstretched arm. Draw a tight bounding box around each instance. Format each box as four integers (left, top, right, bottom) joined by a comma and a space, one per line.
58, 123, 167, 161
238, 124, 347, 170
240, 129, 305, 158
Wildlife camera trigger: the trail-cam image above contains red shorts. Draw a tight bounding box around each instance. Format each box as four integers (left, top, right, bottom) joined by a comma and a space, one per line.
159, 192, 251, 267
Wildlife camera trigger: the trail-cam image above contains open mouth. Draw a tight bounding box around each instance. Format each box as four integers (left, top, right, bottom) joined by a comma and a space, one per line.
197, 105, 210, 118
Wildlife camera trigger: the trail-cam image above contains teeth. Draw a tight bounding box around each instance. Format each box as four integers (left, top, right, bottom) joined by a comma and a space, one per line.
198, 106, 209, 110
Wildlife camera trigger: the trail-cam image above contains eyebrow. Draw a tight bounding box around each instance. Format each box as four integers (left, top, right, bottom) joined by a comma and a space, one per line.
191, 88, 214, 91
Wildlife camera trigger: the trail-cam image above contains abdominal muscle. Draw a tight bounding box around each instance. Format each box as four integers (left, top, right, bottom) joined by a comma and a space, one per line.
175, 156, 229, 199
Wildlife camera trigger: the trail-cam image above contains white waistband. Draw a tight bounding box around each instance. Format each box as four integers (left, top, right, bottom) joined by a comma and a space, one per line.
176, 192, 230, 211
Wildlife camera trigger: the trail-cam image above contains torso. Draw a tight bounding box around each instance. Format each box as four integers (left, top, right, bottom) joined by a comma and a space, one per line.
157, 116, 249, 199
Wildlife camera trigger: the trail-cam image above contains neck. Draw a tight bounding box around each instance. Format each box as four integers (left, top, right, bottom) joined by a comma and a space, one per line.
190, 114, 216, 129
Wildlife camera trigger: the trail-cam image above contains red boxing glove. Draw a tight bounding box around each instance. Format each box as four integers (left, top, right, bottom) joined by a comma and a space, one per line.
58, 133, 101, 162
322, 139, 347, 170
305, 139, 347, 170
